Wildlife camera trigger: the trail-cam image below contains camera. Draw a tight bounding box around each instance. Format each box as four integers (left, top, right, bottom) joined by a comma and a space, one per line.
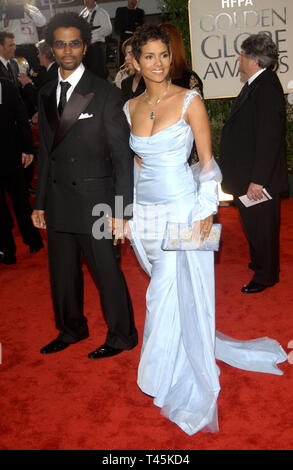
4, 1, 25, 20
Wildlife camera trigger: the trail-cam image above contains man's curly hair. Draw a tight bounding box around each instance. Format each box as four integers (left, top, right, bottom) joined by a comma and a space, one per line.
45, 12, 92, 48
131, 23, 170, 62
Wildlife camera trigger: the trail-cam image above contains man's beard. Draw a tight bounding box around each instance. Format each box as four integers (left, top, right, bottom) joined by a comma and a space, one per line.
60, 56, 79, 71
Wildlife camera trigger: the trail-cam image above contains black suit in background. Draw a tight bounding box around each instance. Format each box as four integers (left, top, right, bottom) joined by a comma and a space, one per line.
114, 6, 144, 65
219, 69, 288, 286
34, 62, 59, 90
20, 62, 59, 115
0, 78, 43, 260
35, 68, 138, 349
0, 59, 19, 87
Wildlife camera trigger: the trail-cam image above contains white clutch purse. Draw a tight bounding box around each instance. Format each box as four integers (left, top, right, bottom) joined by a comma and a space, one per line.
161, 223, 222, 251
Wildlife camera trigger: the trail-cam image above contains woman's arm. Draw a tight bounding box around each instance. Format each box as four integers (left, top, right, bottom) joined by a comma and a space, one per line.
185, 95, 213, 169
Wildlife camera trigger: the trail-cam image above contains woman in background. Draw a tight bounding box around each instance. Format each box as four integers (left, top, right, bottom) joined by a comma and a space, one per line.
160, 22, 203, 96
120, 39, 145, 102
114, 37, 134, 88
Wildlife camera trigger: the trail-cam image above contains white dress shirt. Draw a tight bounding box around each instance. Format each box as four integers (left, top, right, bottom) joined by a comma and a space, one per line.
0, 56, 9, 69
1, 5, 46, 45
79, 4, 112, 43
248, 68, 266, 85
56, 63, 85, 107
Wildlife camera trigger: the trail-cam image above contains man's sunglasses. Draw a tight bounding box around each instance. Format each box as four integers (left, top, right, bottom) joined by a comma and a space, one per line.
53, 40, 83, 49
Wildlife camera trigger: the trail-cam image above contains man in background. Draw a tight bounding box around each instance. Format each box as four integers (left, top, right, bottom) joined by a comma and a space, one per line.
0, 31, 19, 86
219, 33, 288, 294
0, 77, 43, 265
1, 1, 46, 73
114, 0, 144, 66
79, 0, 112, 79
18, 39, 58, 120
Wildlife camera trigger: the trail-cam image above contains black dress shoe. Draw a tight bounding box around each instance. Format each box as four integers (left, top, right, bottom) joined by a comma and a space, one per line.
29, 241, 44, 253
40, 338, 71, 354
241, 281, 268, 294
88, 343, 123, 359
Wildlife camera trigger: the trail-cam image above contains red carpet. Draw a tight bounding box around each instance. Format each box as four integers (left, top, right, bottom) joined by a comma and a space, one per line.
0, 198, 292, 450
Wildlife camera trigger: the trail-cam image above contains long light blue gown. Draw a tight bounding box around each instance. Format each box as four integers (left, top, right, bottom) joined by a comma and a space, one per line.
123, 90, 287, 436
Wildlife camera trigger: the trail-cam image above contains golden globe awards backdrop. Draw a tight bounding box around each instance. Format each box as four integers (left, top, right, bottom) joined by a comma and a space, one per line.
188, 0, 293, 98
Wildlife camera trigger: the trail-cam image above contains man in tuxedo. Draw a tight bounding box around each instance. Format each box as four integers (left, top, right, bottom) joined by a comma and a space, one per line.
219, 33, 288, 294
0, 77, 43, 264
114, 0, 144, 66
18, 40, 58, 122
32, 12, 138, 358
0, 31, 19, 86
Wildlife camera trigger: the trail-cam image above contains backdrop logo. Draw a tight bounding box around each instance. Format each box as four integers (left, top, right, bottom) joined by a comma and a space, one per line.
189, 0, 293, 98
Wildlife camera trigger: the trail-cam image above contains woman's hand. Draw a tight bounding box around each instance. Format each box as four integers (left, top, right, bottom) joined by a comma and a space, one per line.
191, 215, 213, 244
200, 215, 213, 242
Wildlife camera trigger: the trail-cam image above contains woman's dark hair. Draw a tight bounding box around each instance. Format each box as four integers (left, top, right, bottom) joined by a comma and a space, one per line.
45, 12, 92, 48
131, 23, 170, 62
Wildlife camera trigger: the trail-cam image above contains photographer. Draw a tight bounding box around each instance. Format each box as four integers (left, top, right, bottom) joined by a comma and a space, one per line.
1, 1, 46, 72
79, 0, 112, 79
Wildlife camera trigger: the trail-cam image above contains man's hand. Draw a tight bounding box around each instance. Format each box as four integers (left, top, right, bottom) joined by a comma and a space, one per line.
110, 218, 128, 246
31, 210, 46, 229
22, 153, 34, 168
31, 112, 38, 125
246, 182, 264, 201
18, 72, 33, 87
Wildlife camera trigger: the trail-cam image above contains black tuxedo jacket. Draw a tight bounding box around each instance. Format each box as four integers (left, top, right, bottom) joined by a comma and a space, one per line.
0, 78, 34, 176
34, 62, 59, 90
219, 68, 288, 196
114, 7, 144, 35
0, 59, 19, 86
35, 69, 134, 234
21, 62, 59, 116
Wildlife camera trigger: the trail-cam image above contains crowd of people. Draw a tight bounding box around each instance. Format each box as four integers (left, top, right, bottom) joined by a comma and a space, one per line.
0, 1, 292, 436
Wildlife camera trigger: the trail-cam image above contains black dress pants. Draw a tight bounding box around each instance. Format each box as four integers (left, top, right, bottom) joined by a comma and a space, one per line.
235, 194, 280, 286
46, 228, 138, 349
0, 168, 42, 254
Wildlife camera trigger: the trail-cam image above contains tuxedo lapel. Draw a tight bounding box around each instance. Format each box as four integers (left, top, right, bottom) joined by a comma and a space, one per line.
226, 70, 268, 124
43, 80, 59, 136
0, 61, 11, 81
226, 82, 251, 123
52, 72, 94, 151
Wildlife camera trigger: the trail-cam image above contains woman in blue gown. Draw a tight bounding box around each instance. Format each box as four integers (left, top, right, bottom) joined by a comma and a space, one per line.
118, 24, 286, 435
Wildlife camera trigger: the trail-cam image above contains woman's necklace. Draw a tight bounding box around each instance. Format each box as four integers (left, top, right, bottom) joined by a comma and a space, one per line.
144, 81, 171, 120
